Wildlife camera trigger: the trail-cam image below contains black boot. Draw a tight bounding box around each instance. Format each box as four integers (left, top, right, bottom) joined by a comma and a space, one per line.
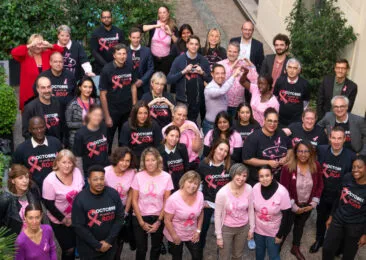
309, 240, 323, 253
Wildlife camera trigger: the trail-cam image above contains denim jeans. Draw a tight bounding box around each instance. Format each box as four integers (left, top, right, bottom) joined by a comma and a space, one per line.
254, 233, 280, 260
202, 119, 214, 137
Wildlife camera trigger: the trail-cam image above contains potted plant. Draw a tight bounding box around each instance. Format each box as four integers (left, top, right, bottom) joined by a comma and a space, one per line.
0, 226, 17, 260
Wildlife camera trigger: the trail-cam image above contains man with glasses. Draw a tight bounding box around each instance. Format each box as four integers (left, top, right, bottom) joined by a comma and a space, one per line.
90, 10, 125, 74
318, 95, 366, 155
273, 58, 311, 127
317, 59, 357, 119
309, 126, 355, 253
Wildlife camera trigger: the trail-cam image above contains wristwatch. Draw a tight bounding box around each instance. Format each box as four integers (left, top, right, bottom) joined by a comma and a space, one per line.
196, 229, 201, 233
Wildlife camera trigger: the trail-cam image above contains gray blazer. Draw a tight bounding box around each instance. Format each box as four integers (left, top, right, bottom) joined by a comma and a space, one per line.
318, 112, 366, 155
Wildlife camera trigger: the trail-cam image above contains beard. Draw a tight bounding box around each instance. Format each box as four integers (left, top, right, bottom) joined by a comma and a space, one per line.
102, 21, 112, 27
275, 47, 288, 55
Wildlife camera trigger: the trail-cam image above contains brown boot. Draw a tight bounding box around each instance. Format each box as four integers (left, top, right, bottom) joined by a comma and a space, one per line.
291, 245, 306, 260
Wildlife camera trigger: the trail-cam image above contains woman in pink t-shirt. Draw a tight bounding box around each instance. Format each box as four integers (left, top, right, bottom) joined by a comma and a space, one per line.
215, 163, 255, 260
104, 146, 137, 258
131, 147, 174, 260
42, 149, 84, 260
164, 171, 204, 259
252, 165, 292, 260
241, 72, 279, 126
203, 111, 243, 163
162, 104, 203, 170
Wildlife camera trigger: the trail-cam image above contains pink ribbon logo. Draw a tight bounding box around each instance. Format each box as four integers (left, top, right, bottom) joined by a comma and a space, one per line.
340, 187, 349, 204
258, 207, 271, 221
87, 142, 100, 158
322, 163, 330, 178
64, 190, 78, 214
131, 132, 142, 144
183, 213, 195, 227
112, 76, 123, 89
44, 115, 59, 129
116, 184, 125, 199
98, 38, 109, 51
205, 175, 217, 189
342, 85, 347, 93
279, 90, 288, 104
146, 183, 157, 198
28, 156, 42, 173
87, 209, 102, 227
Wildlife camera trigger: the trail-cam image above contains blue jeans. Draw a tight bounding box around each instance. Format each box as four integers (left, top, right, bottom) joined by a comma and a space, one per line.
254, 233, 280, 260
202, 119, 214, 136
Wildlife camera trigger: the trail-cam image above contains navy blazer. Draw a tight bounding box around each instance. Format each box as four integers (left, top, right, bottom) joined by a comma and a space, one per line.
316, 74, 357, 119
318, 112, 366, 155
127, 46, 154, 93
230, 37, 264, 73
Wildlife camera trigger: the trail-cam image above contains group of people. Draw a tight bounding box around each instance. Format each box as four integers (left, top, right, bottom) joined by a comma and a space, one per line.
2, 4, 366, 260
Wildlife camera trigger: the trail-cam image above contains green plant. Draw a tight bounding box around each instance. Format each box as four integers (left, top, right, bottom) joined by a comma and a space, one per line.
0, 152, 11, 188
0, 68, 17, 136
286, 0, 357, 97
0, 0, 174, 59
0, 226, 17, 260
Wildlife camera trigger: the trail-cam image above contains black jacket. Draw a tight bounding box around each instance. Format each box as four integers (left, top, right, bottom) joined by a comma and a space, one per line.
260, 54, 289, 79
316, 74, 357, 119
230, 37, 264, 73
0, 185, 41, 235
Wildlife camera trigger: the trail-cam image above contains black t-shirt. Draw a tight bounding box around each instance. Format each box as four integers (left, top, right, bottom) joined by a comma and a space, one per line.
141, 92, 176, 128
131, 49, 141, 72
233, 121, 260, 142
242, 129, 292, 181
333, 173, 366, 226
185, 57, 201, 105
273, 76, 310, 126
197, 161, 231, 202
202, 47, 227, 70
99, 61, 134, 115
41, 102, 62, 140
63, 41, 89, 81
335, 121, 352, 150
35, 69, 76, 109
90, 25, 125, 68
72, 187, 123, 258
12, 136, 62, 191
73, 125, 109, 175
119, 120, 162, 159
288, 122, 328, 147
158, 143, 189, 191
317, 145, 356, 201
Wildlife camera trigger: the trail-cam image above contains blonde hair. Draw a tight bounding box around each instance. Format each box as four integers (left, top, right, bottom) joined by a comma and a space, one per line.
150, 71, 167, 86
52, 149, 76, 172
27, 34, 44, 56
203, 28, 222, 55
139, 147, 164, 172
179, 171, 201, 189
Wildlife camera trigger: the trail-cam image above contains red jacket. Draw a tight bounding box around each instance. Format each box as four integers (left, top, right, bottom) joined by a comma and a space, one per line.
280, 161, 323, 206
11, 44, 64, 110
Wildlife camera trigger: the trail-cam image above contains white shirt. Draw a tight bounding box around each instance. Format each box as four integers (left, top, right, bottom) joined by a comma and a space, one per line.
31, 137, 48, 148
239, 38, 252, 60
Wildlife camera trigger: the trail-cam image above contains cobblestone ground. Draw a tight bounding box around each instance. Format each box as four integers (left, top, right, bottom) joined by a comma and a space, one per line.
12, 0, 366, 259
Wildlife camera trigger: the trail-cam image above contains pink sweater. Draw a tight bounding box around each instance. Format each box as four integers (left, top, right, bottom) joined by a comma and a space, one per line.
214, 183, 255, 239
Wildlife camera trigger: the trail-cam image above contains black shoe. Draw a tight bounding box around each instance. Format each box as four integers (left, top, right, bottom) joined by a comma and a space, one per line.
309, 240, 323, 253
160, 242, 167, 255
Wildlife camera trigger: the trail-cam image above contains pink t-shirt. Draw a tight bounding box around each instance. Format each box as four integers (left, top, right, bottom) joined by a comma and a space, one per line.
42, 168, 84, 224
204, 130, 243, 155
163, 190, 204, 242
104, 166, 135, 206
162, 121, 201, 162
131, 170, 174, 216
218, 59, 258, 108
250, 83, 280, 126
151, 21, 171, 57
252, 182, 291, 237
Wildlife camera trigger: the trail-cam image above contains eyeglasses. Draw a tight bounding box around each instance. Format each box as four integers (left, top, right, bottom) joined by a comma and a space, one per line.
266, 119, 278, 124
297, 150, 310, 154
101, 16, 112, 19
333, 105, 347, 109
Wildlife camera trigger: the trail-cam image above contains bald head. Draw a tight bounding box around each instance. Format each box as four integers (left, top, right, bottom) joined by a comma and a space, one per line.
29, 116, 46, 142
241, 21, 254, 40
36, 76, 52, 103
50, 52, 63, 73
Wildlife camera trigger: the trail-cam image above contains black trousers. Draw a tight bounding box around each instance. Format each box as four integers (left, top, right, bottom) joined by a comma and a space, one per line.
51, 222, 76, 260
153, 55, 173, 76
199, 207, 214, 249
322, 219, 364, 260
132, 215, 164, 260
108, 111, 130, 154
292, 206, 311, 246
315, 197, 333, 242
168, 240, 202, 260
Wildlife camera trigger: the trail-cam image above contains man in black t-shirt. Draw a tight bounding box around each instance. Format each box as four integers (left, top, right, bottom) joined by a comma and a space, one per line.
273, 58, 310, 126
13, 116, 62, 191
33, 52, 76, 110
72, 165, 123, 259
309, 126, 356, 253
22, 77, 63, 141
100, 44, 137, 154
90, 10, 125, 74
